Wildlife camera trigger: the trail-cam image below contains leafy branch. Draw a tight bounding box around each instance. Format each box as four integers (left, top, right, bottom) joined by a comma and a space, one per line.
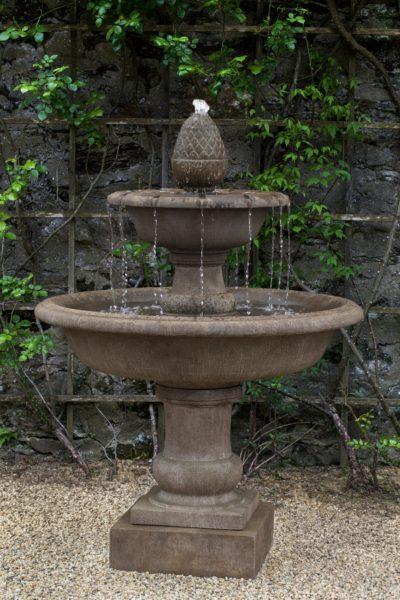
15, 54, 104, 146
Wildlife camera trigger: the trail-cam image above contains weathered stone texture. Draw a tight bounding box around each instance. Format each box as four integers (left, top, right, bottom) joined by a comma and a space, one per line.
1, 2, 400, 462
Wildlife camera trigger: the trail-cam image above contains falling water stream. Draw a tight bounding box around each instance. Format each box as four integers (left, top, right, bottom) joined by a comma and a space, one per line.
117, 206, 129, 311
106, 205, 117, 311
269, 206, 275, 289
286, 204, 292, 301
150, 208, 164, 315
107, 202, 293, 318
200, 205, 205, 315
245, 207, 253, 316
277, 206, 284, 289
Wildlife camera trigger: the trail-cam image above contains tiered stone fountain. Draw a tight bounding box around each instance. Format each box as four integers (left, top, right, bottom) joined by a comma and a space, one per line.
35, 100, 363, 579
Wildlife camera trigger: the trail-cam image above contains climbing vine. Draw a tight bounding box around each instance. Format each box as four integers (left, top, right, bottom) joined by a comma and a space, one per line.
15, 54, 104, 146
0, 159, 52, 372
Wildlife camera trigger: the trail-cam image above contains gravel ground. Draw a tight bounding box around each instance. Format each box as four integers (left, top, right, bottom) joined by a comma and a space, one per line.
0, 458, 399, 600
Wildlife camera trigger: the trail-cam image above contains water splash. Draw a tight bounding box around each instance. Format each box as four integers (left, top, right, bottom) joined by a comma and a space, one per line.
200, 205, 205, 315
117, 206, 129, 310
237, 303, 295, 316
269, 206, 275, 289
277, 206, 283, 289
245, 207, 253, 316
193, 99, 210, 114
104, 302, 297, 317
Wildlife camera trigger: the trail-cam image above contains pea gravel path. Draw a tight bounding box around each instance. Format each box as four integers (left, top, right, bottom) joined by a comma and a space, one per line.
0, 458, 399, 600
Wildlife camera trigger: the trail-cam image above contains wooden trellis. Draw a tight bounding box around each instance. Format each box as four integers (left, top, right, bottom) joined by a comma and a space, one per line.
1, 4, 399, 444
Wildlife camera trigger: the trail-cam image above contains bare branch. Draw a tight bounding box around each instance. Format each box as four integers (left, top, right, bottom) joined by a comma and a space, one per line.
327, 0, 400, 115
16, 146, 108, 272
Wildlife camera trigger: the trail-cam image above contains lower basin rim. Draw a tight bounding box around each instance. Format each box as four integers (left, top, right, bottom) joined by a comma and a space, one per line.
34, 288, 363, 338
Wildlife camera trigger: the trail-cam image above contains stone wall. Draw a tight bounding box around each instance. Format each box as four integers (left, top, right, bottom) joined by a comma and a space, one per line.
1, 1, 399, 464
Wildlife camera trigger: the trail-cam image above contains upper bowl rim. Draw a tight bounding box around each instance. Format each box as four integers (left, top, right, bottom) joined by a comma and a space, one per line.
35, 288, 363, 338
107, 189, 290, 210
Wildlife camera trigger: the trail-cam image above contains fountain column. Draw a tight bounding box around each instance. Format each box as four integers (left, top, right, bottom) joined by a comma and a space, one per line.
130, 386, 258, 529
161, 250, 236, 314
111, 384, 274, 577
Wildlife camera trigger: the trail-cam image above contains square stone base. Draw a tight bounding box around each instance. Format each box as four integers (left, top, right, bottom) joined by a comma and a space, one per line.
110, 501, 274, 579
130, 487, 259, 530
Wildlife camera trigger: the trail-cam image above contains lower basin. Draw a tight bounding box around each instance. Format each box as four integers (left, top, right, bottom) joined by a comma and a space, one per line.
35, 288, 363, 389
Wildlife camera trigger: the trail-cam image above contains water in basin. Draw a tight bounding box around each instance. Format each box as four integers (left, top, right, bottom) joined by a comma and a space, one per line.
103, 301, 296, 318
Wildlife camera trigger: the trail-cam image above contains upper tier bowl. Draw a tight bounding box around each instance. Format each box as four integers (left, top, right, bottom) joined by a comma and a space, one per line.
35, 288, 363, 389
107, 189, 290, 253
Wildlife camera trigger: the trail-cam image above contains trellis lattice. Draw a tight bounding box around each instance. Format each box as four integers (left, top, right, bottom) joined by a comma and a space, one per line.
1, 2, 399, 443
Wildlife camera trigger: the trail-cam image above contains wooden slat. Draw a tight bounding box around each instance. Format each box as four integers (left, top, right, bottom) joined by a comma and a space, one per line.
161, 66, 170, 188
65, 6, 78, 429
7, 23, 400, 36
332, 213, 399, 222
341, 7, 357, 470
369, 306, 400, 315
0, 394, 154, 404
11, 211, 400, 223
1, 116, 400, 130
0, 394, 399, 407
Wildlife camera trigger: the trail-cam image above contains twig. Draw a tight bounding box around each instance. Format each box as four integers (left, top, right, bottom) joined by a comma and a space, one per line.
258, 381, 369, 483
327, 0, 400, 115
95, 405, 119, 479
16, 147, 108, 272
317, 396, 366, 483
35, 318, 91, 475
291, 269, 400, 438
327, 189, 400, 408
241, 420, 312, 470
360, 191, 400, 319
252, 425, 317, 474
147, 381, 158, 458
341, 329, 400, 436
263, 45, 302, 171
148, 403, 158, 458
21, 365, 90, 476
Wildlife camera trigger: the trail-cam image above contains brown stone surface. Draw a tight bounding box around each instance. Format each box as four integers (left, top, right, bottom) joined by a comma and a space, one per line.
130, 487, 259, 530
35, 287, 363, 388
171, 101, 227, 189
107, 188, 289, 314
107, 188, 290, 209
144, 385, 248, 530
125, 386, 259, 531
110, 502, 274, 578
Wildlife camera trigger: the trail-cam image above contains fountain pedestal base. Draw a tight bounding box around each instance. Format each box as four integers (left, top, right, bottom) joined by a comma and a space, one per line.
111, 385, 274, 577
110, 501, 274, 579
130, 486, 259, 529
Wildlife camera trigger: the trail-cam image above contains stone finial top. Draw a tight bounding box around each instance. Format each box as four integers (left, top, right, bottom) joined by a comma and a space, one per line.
171, 99, 227, 189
